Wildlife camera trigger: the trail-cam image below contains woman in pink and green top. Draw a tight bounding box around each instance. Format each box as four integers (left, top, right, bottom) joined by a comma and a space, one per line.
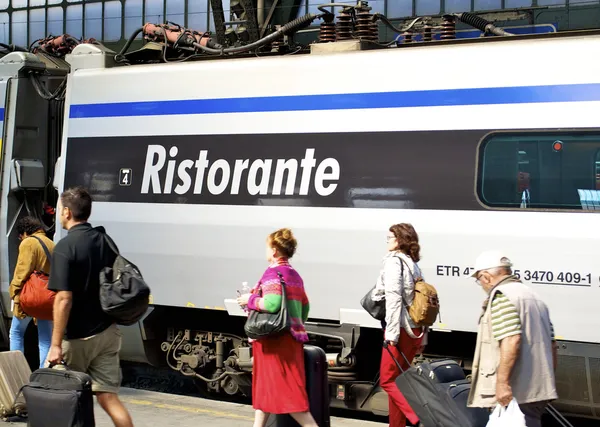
237, 228, 317, 427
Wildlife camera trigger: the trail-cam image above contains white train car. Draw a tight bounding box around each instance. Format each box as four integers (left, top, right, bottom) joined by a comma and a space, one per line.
0, 13, 599, 420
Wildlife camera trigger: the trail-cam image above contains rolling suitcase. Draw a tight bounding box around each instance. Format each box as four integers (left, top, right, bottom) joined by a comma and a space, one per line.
0, 350, 32, 419
275, 345, 330, 427
413, 358, 467, 384
438, 379, 490, 426
385, 343, 487, 427
20, 363, 95, 427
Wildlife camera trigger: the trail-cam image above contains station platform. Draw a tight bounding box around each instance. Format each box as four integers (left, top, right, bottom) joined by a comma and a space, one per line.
91, 388, 384, 427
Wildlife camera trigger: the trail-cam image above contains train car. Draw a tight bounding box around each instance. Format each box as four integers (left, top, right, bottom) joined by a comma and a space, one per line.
0, 5, 599, 420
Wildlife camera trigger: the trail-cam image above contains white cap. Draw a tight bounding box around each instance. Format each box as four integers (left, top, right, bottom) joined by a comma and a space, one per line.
471, 250, 513, 277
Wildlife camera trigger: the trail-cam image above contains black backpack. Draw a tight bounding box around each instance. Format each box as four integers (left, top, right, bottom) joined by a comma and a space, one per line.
98, 230, 151, 325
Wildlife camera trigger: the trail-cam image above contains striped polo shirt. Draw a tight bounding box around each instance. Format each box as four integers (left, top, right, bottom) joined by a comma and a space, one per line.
491, 292, 555, 341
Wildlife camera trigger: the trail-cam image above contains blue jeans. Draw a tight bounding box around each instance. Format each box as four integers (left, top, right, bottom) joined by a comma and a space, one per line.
9, 316, 52, 368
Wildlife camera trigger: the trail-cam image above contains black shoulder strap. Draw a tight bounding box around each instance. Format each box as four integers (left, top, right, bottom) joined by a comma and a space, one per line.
275, 269, 288, 308
95, 227, 120, 256
30, 235, 52, 262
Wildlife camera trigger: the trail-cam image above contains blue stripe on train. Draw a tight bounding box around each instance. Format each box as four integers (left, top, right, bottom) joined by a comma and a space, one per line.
68, 83, 600, 119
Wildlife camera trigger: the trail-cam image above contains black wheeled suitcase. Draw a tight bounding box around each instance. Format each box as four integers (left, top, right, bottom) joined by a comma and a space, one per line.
275, 345, 330, 427
438, 379, 490, 427
385, 344, 488, 427
20, 364, 95, 427
414, 358, 467, 384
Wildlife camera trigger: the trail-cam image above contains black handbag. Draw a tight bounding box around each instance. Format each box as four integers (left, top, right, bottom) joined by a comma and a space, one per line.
360, 285, 386, 321
360, 256, 406, 321
244, 270, 290, 339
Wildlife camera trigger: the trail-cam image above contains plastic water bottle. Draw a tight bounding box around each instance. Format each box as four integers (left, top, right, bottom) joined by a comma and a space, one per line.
241, 282, 250, 313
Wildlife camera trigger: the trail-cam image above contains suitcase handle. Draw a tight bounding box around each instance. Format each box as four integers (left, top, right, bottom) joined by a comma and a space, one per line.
48, 359, 68, 369
547, 404, 575, 427
383, 341, 412, 373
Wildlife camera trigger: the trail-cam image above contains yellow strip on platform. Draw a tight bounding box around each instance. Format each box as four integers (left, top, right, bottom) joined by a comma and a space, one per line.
122, 398, 254, 421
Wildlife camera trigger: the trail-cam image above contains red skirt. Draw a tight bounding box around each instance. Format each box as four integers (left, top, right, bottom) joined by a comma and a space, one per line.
252, 332, 310, 414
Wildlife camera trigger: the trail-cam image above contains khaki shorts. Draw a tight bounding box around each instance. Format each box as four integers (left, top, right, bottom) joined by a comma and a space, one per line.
61, 323, 123, 394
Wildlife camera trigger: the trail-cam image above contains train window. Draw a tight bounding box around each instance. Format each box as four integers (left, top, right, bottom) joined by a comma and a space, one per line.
538, 0, 565, 5
188, 0, 208, 33
29, 8, 45, 44
505, 0, 533, 8
445, 0, 471, 13
84, 2, 102, 40
145, 0, 163, 22
104, 1, 122, 41
416, 0, 440, 16
166, 0, 185, 27
66, 5, 82, 39
47, 7, 64, 37
387, 1, 412, 18
478, 132, 600, 210
474, 0, 501, 11
124, 0, 143, 38
369, 0, 385, 14
11, 10, 27, 47
0, 13, 8, 44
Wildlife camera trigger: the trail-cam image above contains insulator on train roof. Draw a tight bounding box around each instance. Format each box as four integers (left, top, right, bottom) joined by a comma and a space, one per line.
336, 8, 354, 41
236, 26, 250, 43
354, 5, 378, 42
422, 23, 433, 42
224, 27, 238, 46
439, 15, 456, 40
230, 0, 244, 19
318, 13, 336, 43
271, 36, 284, 52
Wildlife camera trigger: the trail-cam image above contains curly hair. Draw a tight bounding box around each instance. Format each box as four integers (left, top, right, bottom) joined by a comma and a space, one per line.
268, 228, 297, 258
16, 216, 44, 236
389, 223, 421, 262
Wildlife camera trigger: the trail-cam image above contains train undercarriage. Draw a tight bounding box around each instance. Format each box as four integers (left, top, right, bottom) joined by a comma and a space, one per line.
136, 305, 477, 415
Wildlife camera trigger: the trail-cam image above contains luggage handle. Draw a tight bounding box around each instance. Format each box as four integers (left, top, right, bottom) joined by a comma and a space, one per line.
48, 359, 69, 369
547, 404, 575, 427
383, 340, 412, 373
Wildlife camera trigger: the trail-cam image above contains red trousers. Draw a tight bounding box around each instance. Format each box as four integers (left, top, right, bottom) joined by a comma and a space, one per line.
380, 328, 424, 427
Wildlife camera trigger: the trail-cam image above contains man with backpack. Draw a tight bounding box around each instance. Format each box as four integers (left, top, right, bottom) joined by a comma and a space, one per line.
46, 186, 134, 427
467, 251, 558, 427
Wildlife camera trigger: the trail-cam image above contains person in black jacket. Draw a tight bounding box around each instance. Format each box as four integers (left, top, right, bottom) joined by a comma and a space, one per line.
47, 186, 134, 427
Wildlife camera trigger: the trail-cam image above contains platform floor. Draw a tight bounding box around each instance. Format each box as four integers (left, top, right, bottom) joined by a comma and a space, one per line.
85, 388, 384, 427
3, 386, 593, 427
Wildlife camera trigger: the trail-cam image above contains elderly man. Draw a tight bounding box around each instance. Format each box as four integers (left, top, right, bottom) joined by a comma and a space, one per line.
467, 251, 558, 427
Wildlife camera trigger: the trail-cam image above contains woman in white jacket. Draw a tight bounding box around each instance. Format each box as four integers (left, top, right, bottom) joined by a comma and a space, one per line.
376, 223, 427, 427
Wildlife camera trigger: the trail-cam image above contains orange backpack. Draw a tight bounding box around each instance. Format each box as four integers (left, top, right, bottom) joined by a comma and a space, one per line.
19, 236, 55, 321
397, 256, 440, 328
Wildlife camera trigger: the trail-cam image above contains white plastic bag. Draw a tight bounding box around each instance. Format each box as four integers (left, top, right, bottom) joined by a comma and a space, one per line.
486, 398, 527, 427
